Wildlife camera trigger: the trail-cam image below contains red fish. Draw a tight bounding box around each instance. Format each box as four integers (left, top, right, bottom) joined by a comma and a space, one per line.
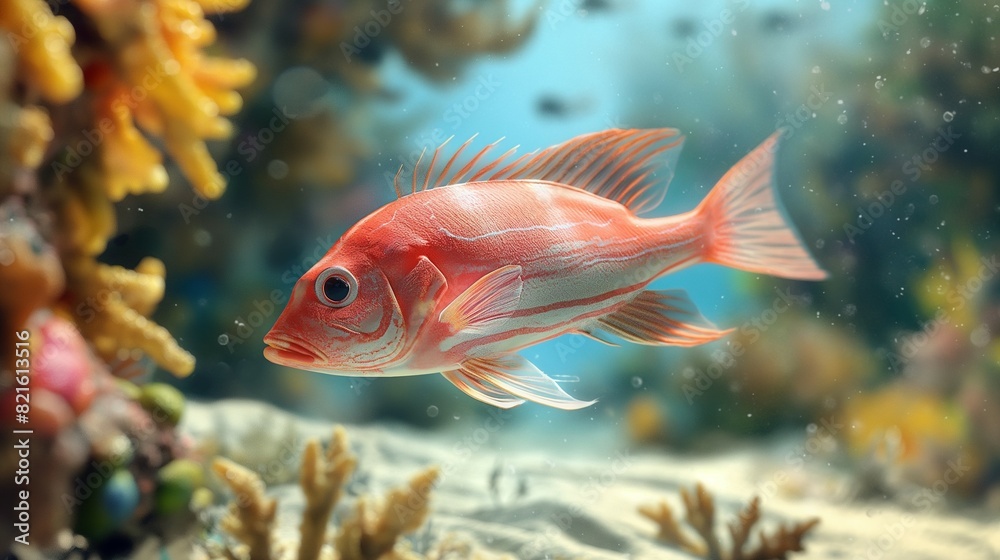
263, 129, 826, 409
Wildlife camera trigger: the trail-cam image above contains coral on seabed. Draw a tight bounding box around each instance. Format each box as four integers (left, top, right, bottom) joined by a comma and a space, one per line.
640, 483, 820, 560
207, 426, 451, 560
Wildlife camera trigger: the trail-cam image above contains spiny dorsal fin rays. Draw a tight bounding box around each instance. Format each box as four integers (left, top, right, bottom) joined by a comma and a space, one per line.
465, 143, 520, 182
485, 128, 685, 215
393, 129, 685, 215
421, 135, 452, 193
393, 164, 405, 199
411, 146, 426, 196
432, 134, 474, 189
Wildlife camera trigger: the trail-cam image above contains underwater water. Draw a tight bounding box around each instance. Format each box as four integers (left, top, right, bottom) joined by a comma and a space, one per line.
1, 0, 999, 558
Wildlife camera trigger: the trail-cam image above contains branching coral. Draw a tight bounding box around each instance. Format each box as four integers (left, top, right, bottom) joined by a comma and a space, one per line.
74, 0, 256, 200
214, 457, 279, 560
64, 254, 197, 377
0, 0, 256, 378
211, 426, 441, 560
299, 426, 357, 560
639, 483, 820, 560
334, 467, 439, 560
0, 0, 83, 103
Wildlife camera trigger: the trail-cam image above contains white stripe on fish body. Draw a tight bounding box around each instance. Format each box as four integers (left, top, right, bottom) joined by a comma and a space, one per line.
436, 244, 701, 357
457, 291, 640, 358
437, 285, 637, 355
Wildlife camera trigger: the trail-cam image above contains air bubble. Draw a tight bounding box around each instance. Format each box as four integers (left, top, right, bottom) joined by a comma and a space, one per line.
218, 334, 229, 345
929, 195, 939, 205
837, 114, 848, 125
920, 37, 931, 48
194, 229, 212, 247
942, 111, 955, 122
268, 159, 289, 179
631, 376, 644, 388
426, 405, 439, 418
970, 325, 991, 348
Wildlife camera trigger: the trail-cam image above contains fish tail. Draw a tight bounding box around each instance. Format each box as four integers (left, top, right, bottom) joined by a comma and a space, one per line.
696, 133, 828, 280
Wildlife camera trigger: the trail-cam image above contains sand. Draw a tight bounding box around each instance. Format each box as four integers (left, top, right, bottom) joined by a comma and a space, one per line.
183, 399, 999, 560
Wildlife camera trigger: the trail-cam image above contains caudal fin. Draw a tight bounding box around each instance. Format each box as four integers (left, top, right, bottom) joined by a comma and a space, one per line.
697, 133, 827, 280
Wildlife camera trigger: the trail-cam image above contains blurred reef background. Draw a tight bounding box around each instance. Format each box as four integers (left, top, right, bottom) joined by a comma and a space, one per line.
0, 0, 998, 558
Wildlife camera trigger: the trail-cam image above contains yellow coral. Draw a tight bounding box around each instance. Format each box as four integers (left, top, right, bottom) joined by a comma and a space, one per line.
841, 384, 973, 466
63, 254, 196, 377
11, 106, 53, 169
0, 0, 83, 103
76, 0, 256, 199
1, 0, 257, 380
916, 237, 986, 331
53, 168, 117, 256
97, 88, 170, 201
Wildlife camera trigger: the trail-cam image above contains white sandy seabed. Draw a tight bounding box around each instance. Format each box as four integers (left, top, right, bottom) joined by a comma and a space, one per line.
183, 400, 1000, 560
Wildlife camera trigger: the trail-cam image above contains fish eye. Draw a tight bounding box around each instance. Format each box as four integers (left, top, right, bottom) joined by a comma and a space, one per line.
314, 267, 358, 308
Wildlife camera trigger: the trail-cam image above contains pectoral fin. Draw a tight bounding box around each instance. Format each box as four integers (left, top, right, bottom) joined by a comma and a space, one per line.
443, 355, 595, 410
589, 289, 733, 347
439, 265, 523, 334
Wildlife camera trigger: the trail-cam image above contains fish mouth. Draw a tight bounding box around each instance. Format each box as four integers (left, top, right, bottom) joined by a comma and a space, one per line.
263, 332, 322, 365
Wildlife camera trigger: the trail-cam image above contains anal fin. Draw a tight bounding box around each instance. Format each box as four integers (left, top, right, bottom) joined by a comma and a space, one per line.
443, 355, 595, 410
590, 289, 732, 347
442, 369, 524, 409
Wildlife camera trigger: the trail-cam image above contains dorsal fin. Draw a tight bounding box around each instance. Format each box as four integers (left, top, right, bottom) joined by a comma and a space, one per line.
396, 129, 685, 215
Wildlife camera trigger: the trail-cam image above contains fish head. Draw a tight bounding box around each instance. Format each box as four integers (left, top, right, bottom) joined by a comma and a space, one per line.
263, 247, 405, 374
